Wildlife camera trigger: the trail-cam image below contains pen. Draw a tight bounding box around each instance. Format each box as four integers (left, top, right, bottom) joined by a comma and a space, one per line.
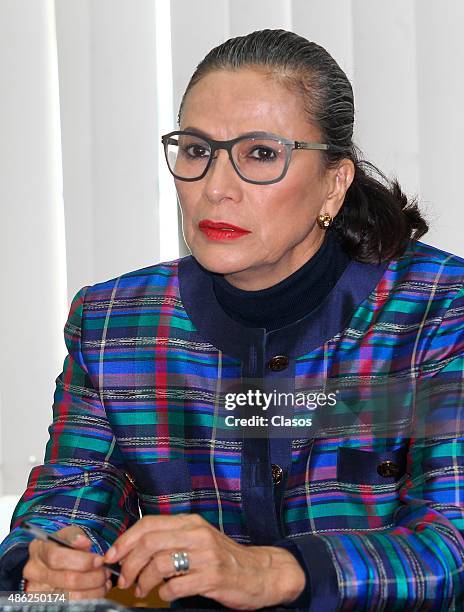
20, 520, 121, 577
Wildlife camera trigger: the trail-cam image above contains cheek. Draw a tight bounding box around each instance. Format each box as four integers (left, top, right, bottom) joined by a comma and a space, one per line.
254, 180, 317, 235
176, 184, 198, 222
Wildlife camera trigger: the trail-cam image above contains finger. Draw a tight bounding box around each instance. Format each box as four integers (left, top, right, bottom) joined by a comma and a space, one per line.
157, 572, 219, 604
37, 539, 101, 572
23, 555, 54, 587
117, 527, 206, 588
56, 526, 92, 549
54, 567, 108, 592
67, 535, 92, 550
32, 558, 109, 592
104, 514, 202, 563
68, 585, 109, 601
135, 549, 208, 597
25, 581, 54, 593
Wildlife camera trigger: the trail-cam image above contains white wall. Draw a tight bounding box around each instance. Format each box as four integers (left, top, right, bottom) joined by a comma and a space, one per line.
415, 1, 464, 254
351, 1, 420, 199
0, 0, 172, 495
0, 0, 68, 495
1, 0, 463, 496
55, 0, 163, 300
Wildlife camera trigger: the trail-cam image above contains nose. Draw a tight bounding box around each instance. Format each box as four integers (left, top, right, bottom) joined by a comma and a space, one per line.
202, 149, 242, 204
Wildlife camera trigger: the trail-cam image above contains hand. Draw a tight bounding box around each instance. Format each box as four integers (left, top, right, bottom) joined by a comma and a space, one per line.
103, 514, 306, 610
23, 525, 113, 600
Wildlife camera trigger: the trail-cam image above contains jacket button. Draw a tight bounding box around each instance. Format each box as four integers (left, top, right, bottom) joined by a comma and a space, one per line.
377, 461, 399, 478
272, 464, 283, 485
267, 355, 289, 372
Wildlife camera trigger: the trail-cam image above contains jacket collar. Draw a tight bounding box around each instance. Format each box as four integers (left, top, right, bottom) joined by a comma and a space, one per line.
178, 254, 389, 361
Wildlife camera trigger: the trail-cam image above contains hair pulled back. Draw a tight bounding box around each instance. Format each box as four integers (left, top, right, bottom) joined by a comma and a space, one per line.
178, 29, 428, 264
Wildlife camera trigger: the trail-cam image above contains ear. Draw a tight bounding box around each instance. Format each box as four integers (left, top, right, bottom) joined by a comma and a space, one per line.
322, 158, 355, 218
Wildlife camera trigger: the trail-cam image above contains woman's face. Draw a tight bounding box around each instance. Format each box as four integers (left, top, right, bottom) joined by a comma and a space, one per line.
176, 67, 353, 290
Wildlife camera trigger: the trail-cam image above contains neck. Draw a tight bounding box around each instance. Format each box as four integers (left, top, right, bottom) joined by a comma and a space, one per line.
222, 234, 326, 291
210, 230, 352, 331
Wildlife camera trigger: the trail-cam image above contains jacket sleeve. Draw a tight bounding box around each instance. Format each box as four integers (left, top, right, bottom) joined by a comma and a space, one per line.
0, 286, 140, 589
273, 286, 464, 611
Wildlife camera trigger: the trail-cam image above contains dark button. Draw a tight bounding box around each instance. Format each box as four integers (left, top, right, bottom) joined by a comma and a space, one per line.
272, 464, 283, 485
267, 355, 289, 372
377, 461, 399, 478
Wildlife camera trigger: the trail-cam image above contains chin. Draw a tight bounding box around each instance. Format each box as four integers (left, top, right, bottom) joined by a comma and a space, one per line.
190, 246, 250, 276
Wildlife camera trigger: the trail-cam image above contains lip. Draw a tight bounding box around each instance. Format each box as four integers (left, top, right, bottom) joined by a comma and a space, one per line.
198, 219, 251, 241
199, 219, 250, 232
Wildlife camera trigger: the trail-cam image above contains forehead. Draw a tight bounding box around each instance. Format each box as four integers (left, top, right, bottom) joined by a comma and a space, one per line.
180, 68, 316, 140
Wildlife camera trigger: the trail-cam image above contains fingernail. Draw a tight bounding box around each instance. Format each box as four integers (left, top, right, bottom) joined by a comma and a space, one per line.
93, 556, 104, 568
118, 575, 126, 589
135, 586, 142, 598
105, 547, 116, 561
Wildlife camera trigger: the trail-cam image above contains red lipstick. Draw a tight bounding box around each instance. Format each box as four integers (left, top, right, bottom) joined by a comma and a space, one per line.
198, 219, 251, 241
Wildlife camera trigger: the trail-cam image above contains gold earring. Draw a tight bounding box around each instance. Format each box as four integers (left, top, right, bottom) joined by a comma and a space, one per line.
316, 212, 333, 229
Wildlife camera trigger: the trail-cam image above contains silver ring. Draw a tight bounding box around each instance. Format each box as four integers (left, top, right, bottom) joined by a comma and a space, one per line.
171, 551, 190, 574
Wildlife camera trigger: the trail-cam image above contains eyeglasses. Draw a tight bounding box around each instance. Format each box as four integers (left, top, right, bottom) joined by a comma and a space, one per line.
161, 130, 336, 185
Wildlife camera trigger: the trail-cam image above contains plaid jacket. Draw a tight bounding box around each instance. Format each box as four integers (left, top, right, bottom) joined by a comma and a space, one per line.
1, 238, 464, 610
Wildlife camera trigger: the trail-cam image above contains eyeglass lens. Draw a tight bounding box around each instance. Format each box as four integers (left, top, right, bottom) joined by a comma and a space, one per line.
165, 133, 288, 182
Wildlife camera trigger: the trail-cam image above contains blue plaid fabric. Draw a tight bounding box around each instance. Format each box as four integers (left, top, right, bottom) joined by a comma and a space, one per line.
1, 238, 464, 610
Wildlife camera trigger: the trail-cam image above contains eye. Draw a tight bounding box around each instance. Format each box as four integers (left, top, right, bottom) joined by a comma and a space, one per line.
248, 145, 278, 162
182, 143, 211, 159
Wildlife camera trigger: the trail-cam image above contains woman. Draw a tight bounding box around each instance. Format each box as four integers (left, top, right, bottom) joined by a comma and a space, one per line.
1, 29, 464, 610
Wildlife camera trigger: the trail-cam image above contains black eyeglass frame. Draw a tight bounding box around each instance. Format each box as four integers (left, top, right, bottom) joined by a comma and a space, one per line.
161, 130, 339, 185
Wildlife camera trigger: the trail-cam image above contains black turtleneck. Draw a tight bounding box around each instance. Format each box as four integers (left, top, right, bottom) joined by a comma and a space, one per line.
210, 230, 351, 332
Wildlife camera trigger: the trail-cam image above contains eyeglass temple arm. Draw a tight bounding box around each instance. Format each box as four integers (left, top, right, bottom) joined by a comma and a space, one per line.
295, 141, 347, 153
294, 141, 330, 151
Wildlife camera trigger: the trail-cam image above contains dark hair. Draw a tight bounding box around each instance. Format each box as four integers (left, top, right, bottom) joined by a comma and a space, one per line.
178, 29, 428, 264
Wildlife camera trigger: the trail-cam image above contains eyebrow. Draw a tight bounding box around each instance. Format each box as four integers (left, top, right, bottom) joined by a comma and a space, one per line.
182, 126, 281, 140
